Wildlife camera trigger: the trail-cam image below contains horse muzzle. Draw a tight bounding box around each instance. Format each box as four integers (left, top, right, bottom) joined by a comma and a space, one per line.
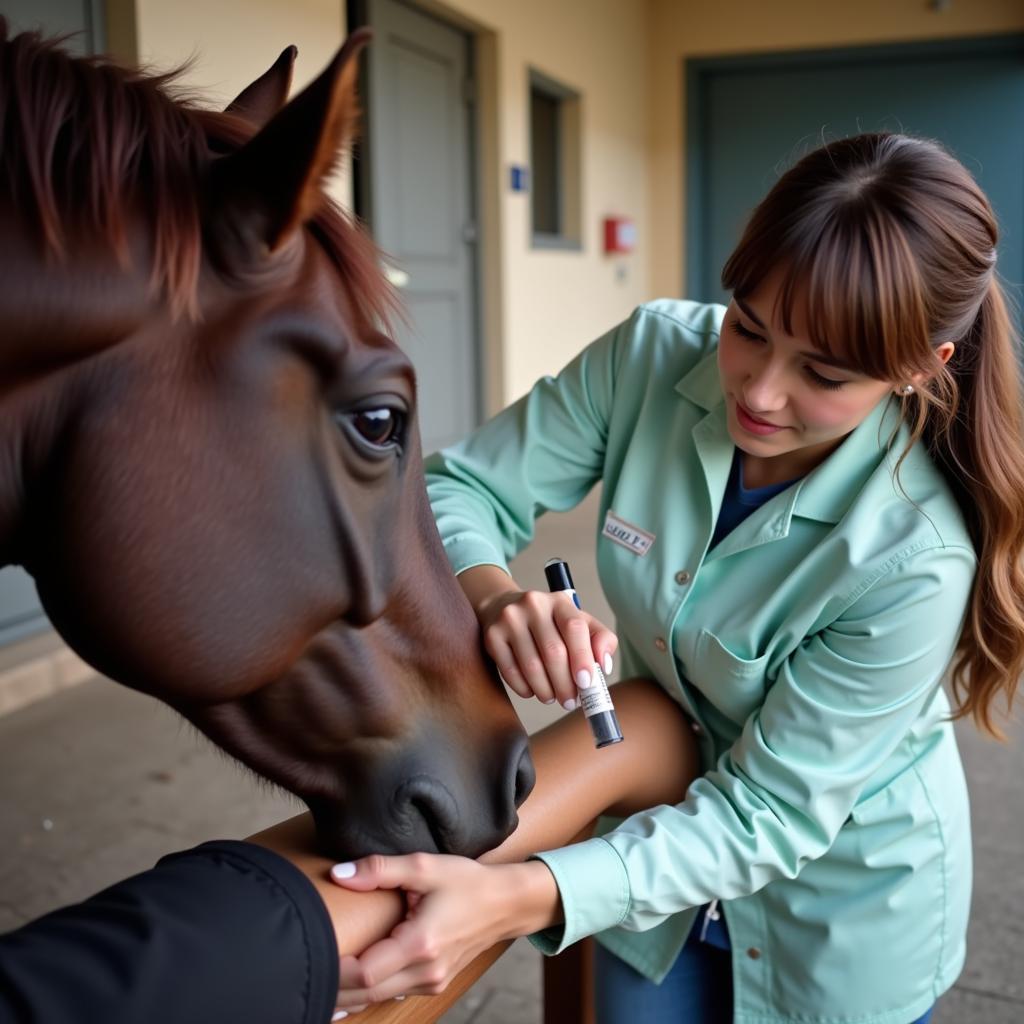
307, 727, 535, 860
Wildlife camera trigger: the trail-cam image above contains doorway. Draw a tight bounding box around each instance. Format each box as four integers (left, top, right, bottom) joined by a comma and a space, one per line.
350, 0, 482, 455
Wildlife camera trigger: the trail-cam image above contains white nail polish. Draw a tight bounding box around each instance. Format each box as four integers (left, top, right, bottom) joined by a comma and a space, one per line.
563, 698, 578, 711
331, 862, 356, 880
394, 995, 406, 1001
576, 668, 592, 689
603, 653, 613, 675
332, 1012, 348, 1021
543, 696, 556, 704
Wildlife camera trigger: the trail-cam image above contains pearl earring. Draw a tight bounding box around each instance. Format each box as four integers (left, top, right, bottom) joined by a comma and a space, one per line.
898, 384, 914, 396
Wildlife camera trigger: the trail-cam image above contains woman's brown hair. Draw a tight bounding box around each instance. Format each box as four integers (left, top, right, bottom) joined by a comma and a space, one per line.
722, 132, 1024, 737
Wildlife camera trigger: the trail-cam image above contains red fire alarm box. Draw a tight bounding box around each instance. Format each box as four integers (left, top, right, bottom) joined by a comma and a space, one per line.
603, 216, 636, 254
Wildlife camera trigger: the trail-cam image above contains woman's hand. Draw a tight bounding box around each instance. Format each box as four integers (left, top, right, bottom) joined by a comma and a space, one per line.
457, 566, 618, 709
247, 681, 697, 1019
330, 854, 561, 1011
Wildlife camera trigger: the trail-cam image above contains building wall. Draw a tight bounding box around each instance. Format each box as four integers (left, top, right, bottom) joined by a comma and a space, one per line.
118, 0, 653, 406
112, 1, 351, 200
128, 1, 344, 109
647, 0, 1024, 300
110, 0, 1024, 404
425, 0, 653, 404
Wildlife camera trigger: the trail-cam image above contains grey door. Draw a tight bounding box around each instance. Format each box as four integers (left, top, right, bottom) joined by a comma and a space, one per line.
686, 35, 1024, 314
358, 0, 479, 455
0, 1, 104, 645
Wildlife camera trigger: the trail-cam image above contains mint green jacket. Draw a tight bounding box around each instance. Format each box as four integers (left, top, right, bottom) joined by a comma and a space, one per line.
425, 301, 976, 1024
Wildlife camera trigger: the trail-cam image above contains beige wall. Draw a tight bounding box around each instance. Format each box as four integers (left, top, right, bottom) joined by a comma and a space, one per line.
422, 0, 654, 405
648, 0, 1024, 300
128, 1, 344, 108
113, 0, 351, 199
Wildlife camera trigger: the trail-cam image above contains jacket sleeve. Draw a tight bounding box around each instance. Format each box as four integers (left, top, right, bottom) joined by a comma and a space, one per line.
530, 543, 976, 951
424, 314, 626, 576
0, 840, 338, 1024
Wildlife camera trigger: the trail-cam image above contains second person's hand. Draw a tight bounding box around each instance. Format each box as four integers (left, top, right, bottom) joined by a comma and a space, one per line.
329, 853, 561, 1011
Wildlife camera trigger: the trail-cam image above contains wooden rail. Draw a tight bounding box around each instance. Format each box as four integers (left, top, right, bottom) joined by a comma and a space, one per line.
249, 679, 698, 1024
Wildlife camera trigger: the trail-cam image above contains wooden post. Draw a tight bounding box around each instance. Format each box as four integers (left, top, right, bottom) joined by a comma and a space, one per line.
350, 942, 513, 1023
543, 937, 594, 1024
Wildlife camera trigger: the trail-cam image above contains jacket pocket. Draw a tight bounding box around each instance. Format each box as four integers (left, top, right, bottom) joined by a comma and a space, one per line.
692, 629, 769, 724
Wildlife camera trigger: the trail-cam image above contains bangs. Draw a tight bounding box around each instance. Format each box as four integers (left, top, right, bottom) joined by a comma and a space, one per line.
722, 180, 932, 382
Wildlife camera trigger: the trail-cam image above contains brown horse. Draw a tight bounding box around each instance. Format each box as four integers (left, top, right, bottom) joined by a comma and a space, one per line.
0, 20, 534, 859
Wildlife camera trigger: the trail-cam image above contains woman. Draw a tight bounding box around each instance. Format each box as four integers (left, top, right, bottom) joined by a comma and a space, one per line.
330, 133, 1024, 1023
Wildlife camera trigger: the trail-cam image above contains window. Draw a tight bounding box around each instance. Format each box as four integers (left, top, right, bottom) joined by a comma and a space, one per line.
529, 69, 581, 249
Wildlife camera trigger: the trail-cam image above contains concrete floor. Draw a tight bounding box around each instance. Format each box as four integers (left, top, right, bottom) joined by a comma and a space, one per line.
1, 492, 1022, 1022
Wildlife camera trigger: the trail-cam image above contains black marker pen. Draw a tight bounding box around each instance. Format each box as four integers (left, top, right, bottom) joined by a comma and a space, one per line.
544, 557, 624, 748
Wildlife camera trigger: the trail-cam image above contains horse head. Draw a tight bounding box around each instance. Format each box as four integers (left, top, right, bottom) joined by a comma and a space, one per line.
0, 21, 534, 859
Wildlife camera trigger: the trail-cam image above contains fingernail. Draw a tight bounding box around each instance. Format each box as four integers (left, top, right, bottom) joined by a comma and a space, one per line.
576, 668, 592, 689
543, 697, 556, 704
332, 1012, 348, 1021
331, 862, 356, 880
603, 653, 613, 675
562, 698, 577, 711
394, 995, 406, 1001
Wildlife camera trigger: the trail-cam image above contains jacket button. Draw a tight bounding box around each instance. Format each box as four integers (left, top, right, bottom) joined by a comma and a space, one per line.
675, 570, 691, 585
690, 721, 704, 735
746, 947, 762, 960
654, 637, 667, 652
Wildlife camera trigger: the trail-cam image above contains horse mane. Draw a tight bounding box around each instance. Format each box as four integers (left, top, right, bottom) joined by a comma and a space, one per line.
0, 17, 395, 328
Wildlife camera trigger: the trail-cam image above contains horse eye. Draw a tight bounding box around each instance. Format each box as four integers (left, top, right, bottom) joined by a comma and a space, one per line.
348, 407, 405, 448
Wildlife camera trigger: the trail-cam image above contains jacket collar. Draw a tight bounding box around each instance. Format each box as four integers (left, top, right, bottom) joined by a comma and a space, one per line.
792, 398, 907, 525
675, 349, 724, 411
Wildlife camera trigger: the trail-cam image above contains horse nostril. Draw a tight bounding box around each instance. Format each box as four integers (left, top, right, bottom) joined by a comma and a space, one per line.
512, 740, 536, 808
393, 776, 458, 853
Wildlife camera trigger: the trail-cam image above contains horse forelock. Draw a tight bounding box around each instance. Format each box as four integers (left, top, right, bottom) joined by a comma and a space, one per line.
0, 17, 396, 335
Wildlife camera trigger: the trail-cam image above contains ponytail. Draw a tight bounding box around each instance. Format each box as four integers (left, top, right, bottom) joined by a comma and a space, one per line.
921, 281, 1024, 736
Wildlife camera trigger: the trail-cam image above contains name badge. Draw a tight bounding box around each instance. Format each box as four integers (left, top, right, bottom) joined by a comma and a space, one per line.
602, 510, 655, 556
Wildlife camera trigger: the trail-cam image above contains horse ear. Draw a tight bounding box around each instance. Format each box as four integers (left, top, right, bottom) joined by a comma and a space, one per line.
225, 45, 298, 128
211, 28, 371, 254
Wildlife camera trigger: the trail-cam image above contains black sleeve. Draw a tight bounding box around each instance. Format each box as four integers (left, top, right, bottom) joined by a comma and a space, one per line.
0, 840, 338, 1024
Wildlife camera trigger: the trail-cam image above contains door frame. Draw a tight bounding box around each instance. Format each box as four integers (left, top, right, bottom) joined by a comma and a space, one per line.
346, 0, 492, 429
684, 32, 1024, 300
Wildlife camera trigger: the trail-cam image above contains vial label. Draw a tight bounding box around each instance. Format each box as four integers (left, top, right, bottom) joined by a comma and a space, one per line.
580, 666, 615, 716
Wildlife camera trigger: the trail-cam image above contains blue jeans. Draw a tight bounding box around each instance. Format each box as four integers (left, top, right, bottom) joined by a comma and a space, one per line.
593, 911, 935, 1024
